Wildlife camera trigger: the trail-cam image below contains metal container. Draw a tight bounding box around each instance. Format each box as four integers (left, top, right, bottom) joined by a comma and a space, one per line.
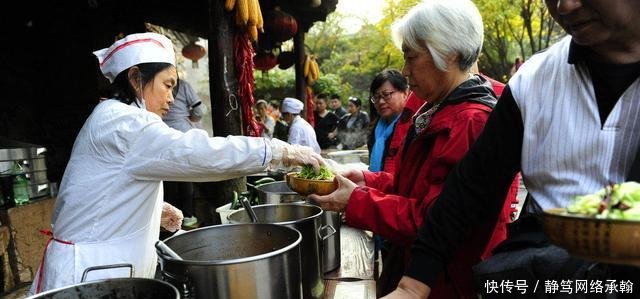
229, 204, 333, 299
255, 181, 304, 204
306, 198, 341, 273
256, 181, 342, 273
253, 182, 341, 273
0, 137, 49, 199
326, 150, 369, 165
25, 278, 180, 299
157, 223, 302, 299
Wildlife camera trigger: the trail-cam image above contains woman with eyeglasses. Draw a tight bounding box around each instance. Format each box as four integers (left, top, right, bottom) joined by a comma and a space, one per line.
309, 0, 517, 297
367, 69, 422, 173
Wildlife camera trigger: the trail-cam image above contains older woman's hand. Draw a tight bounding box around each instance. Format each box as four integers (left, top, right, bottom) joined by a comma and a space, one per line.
161, 202, 184, 232
308, 174, 356, 212
381, 276, 431, 299
341, 169, 366, 186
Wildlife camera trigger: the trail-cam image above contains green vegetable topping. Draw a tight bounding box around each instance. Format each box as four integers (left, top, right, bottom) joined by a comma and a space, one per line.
298, 164, 335, 181
567, 181, 640, 220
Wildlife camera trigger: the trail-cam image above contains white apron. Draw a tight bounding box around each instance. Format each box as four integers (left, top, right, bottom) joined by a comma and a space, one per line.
30, 194, 162, 294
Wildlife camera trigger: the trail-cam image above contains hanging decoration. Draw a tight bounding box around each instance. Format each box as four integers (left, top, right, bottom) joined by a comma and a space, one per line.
303, 54, 320, 85
306, 87, 315, 127
233, 31, 262, 137
264, 8, 298, 43
277, 51, 295, 69
253, 52, 278, 71
225, 0, 264, 42
182, 41, 206, 68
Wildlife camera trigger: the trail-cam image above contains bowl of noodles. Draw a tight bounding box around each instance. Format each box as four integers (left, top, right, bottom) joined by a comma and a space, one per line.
543, 182, 640, 266
285, 165, 337, 196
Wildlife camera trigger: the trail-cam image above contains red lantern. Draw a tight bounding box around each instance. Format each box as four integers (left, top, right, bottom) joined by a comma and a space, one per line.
182, 41, 206, 68
253, 52, 278, 71
264, 9, 298, 43
277, 51, 295, 69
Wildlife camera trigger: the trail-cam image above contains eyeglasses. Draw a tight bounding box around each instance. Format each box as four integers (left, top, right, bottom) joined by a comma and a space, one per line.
370, 90, 398, 104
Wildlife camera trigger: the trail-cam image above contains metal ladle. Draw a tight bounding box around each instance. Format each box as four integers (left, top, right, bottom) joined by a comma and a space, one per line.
241, 197, 260, 223
155, 240, 183, 260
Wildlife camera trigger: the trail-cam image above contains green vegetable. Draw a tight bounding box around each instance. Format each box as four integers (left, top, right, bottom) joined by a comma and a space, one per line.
230, 191, 241, 210
298, 164, 334, 181
567, 181, 640, 220
254, 177, 276, 185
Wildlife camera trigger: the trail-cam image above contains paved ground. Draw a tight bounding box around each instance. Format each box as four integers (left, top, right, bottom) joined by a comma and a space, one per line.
3, 283, 30, 299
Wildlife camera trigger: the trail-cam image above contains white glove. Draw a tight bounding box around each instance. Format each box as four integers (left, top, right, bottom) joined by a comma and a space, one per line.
161, 202, 184, 232
269, 138, 325, 171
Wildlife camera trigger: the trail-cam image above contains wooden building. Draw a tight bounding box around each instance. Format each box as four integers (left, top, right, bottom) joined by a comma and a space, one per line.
0, 0, 336, 293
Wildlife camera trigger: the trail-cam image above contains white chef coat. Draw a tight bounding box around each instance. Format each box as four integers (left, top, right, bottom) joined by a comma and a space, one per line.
288, 115, 321, 154
31, 99, 273, 294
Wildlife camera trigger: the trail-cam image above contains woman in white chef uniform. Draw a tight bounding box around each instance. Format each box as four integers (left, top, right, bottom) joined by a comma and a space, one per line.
30, 32, 324, 294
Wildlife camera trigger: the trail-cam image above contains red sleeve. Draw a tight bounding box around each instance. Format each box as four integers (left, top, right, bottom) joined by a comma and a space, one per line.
362, 170, 395, 194
345, 109, 490, 245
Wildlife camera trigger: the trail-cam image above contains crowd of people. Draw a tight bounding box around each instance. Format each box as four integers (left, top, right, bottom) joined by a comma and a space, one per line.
254, 93, 373, 152
31, 0, 640, 297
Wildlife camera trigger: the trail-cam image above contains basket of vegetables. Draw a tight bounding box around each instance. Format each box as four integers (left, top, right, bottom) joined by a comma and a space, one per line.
543, 181, 640, 266
285, 165, 338, 196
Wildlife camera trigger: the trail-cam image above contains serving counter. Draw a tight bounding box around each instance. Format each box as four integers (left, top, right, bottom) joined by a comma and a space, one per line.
323, 225, 377, 299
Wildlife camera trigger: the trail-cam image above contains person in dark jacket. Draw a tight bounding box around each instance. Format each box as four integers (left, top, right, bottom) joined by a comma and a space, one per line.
314, 95, 340, 149
337, 97, 370, 150
310, 0, 517, 297
330, 94, 347, 118
383, 0, 640, 298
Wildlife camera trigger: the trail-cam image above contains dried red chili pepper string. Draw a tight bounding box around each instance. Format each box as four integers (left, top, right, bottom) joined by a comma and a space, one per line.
233, 31, 262, 137
306, 86, 315, 127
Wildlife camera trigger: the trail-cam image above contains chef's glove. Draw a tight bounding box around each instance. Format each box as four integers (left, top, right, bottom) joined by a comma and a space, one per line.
161, 202, 184, 232
269, 138, 325, 171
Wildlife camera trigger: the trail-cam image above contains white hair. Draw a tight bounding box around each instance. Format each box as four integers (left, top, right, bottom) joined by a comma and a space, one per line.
392, 0, 484, 72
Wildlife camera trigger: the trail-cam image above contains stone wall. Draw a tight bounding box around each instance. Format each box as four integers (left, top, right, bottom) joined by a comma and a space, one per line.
0, 198, 55, 291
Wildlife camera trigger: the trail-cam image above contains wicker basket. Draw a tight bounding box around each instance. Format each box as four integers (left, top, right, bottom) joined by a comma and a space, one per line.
285, 172, 337, 196
543, 208, 640, 266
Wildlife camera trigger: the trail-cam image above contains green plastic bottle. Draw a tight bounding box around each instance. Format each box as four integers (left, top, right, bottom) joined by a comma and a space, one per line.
12, 162, 30, 206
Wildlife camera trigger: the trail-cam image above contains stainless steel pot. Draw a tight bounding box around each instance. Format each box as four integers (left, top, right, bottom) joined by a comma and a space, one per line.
326, 150, 369, 164
306, 198, 341, 273
228, 204, 333, 299
255, 181, 304, 204
25, 278, 179, 299
157, 224, 302, 299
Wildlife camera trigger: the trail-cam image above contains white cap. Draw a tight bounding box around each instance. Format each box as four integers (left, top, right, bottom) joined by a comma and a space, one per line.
282, 97, 304, 114
93, 33, 176, 83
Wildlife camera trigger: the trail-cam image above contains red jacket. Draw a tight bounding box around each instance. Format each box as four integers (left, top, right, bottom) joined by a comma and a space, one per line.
345, 76, 515, 298
368, 93, 424, 174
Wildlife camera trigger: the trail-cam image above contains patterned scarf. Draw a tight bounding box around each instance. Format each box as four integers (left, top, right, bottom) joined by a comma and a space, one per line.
413, 102, 441, 134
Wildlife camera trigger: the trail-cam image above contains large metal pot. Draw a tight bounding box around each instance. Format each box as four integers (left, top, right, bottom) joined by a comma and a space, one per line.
253, 181, 341, 273
25, 278, 179, 299
157, 224, 302, 299
228, 204, 333, 299
326, 150, 369, 165
255, 181, 304, 204
306, 198, 341, 273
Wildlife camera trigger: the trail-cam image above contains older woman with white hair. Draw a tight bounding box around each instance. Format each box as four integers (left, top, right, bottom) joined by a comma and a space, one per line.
310, 0, 516, 297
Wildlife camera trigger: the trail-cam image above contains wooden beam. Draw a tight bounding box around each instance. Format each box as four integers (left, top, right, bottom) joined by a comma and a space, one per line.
293, 27, 307, 116
206, 0, 246, 217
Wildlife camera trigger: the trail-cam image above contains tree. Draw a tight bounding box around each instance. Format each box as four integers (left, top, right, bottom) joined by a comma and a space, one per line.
475, 0, 564, 80
304, 0, 420, 110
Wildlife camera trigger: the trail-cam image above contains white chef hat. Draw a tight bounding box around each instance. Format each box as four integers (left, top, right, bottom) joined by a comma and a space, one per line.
93, 33, 176, 83
282, 97, 304, 114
